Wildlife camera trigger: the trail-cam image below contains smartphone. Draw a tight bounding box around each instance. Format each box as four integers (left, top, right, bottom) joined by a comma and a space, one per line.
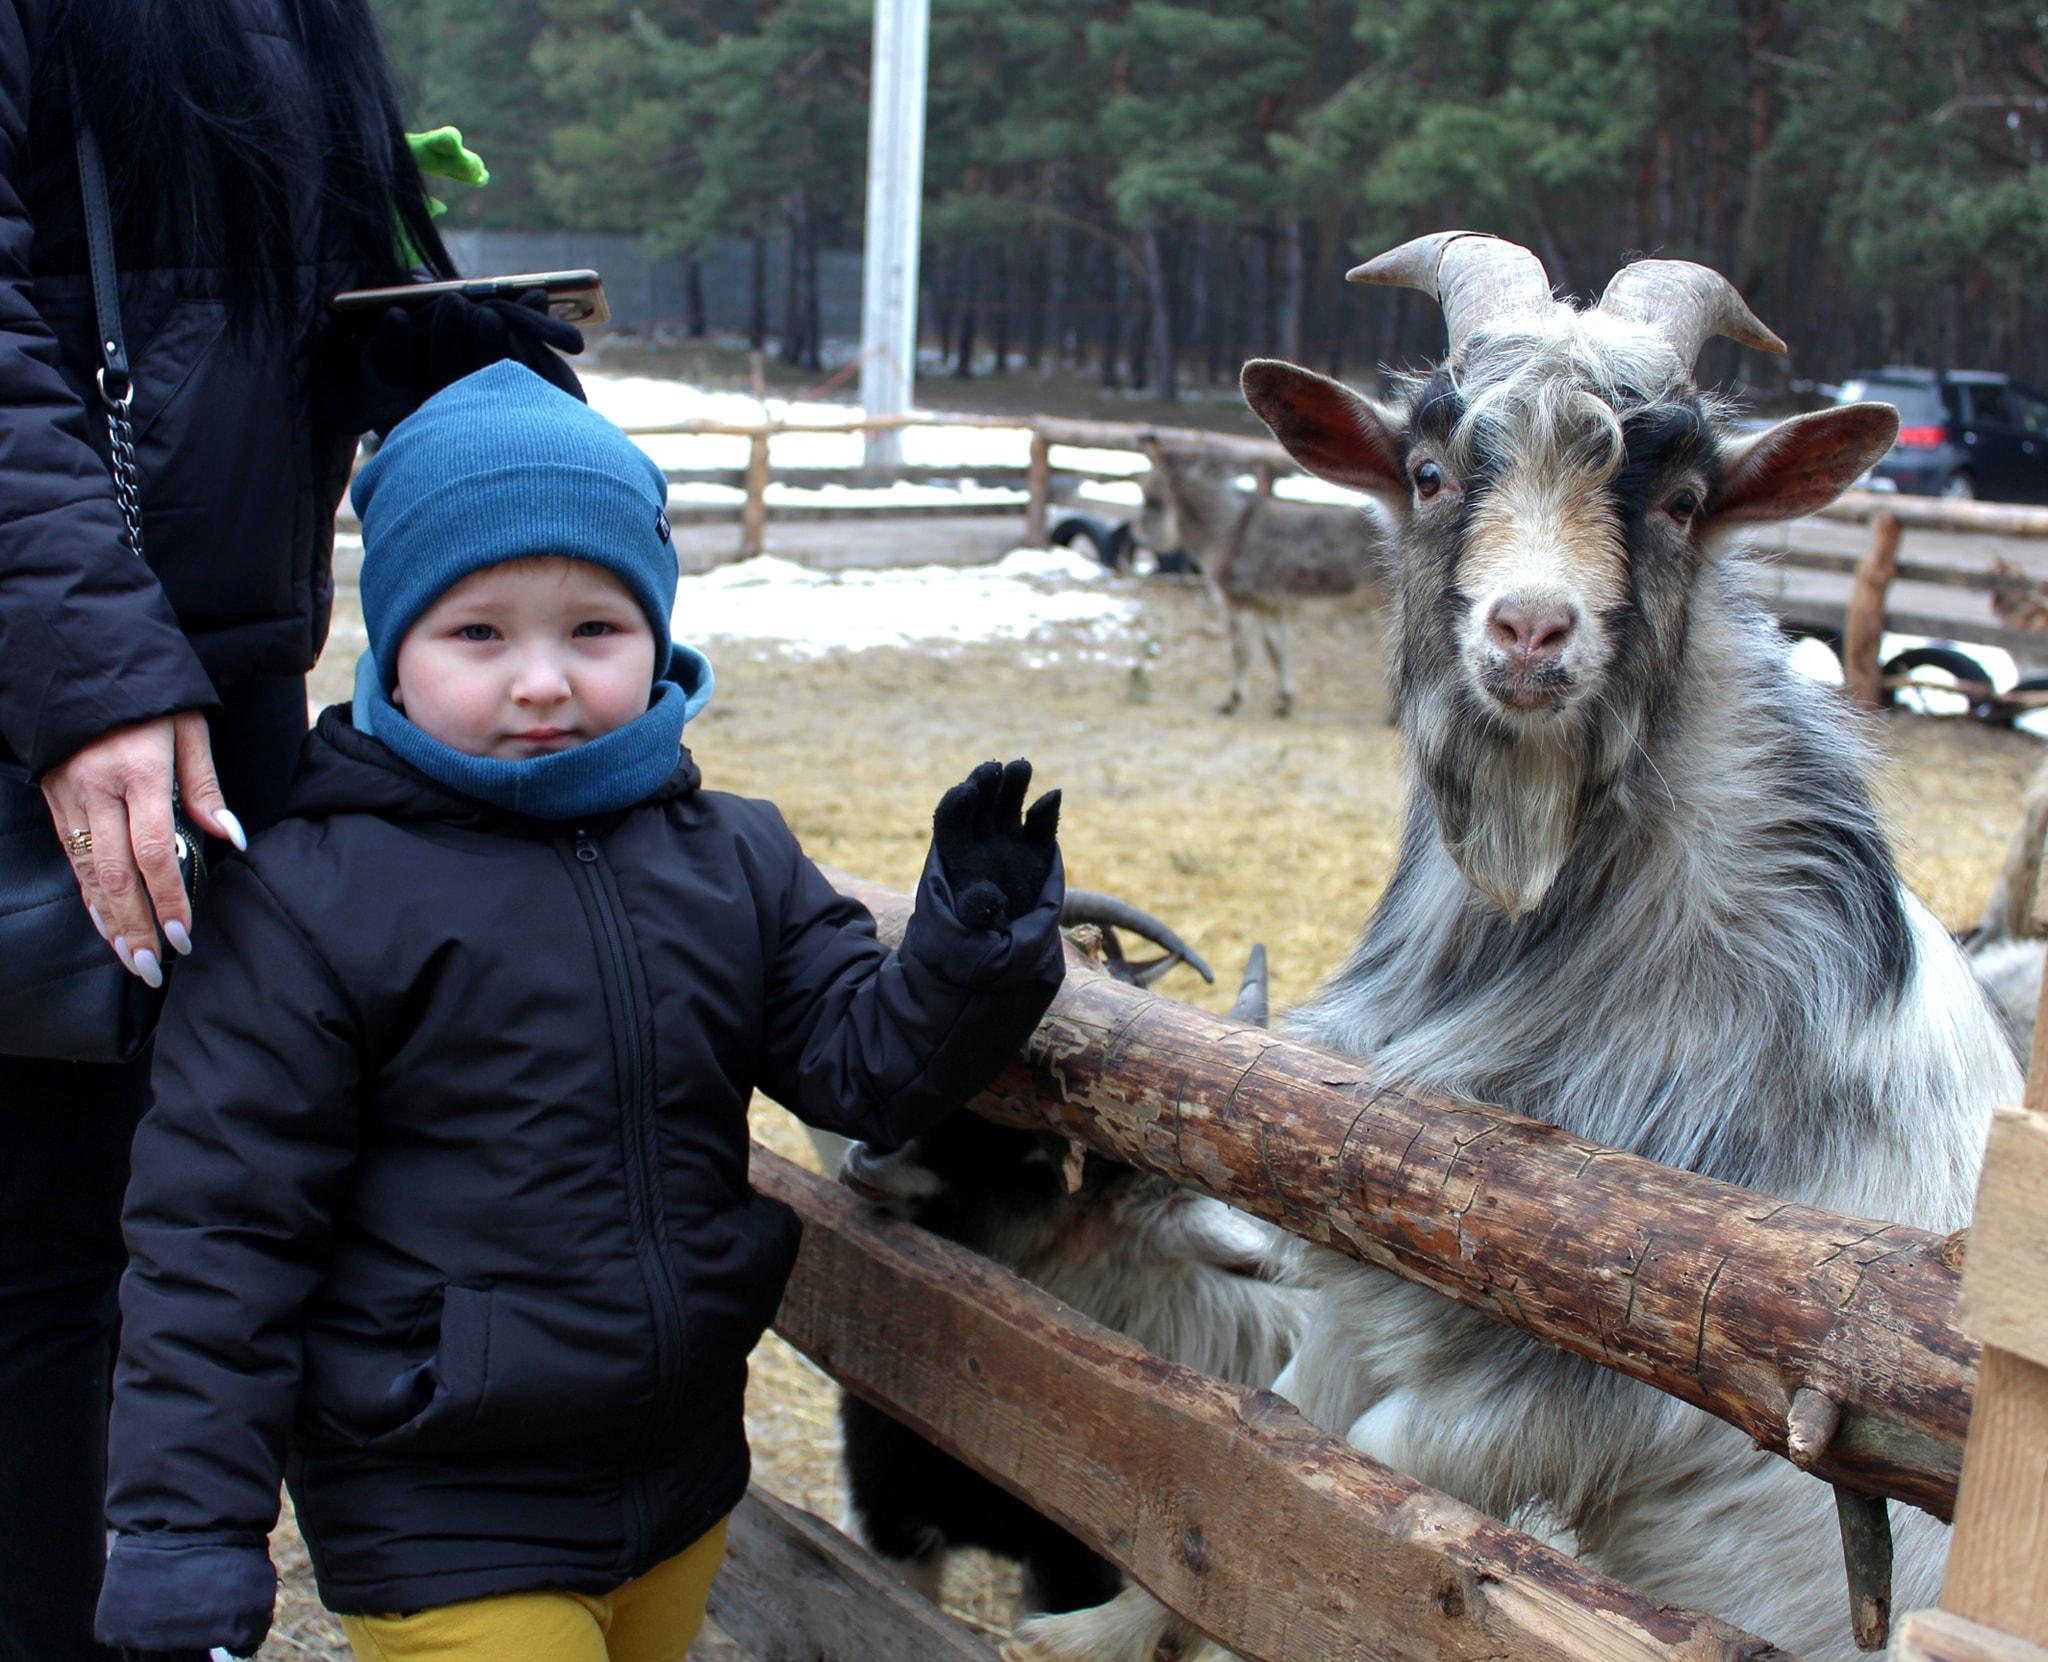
329, 269, 610, 326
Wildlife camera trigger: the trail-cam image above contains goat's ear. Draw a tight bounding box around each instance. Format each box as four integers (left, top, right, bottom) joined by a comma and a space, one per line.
1241, 359, 1405, 499
1705, 403, 1899, 529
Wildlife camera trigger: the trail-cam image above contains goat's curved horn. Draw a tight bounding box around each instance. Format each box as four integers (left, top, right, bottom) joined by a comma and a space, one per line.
1346, 230, 1555, 354
1060, 890, 1216, 985
1594, 258, 1787, 366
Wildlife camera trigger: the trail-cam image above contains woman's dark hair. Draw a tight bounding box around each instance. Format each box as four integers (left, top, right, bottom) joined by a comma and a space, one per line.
45, 0, 456, 320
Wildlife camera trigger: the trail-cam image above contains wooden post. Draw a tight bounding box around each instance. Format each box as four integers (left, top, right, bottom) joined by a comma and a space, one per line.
1893, 1611, 2048, 1662
1915, 957, 2048, 1652
1025, 429, 1052, 547
740, 430, 772, 561
706, 1483, 996, 1661
1938, 1093, 2048, 1645
1843, 510, 1901, 710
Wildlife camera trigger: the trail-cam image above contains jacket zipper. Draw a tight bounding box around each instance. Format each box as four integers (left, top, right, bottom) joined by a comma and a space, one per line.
573, 830, 685, 1555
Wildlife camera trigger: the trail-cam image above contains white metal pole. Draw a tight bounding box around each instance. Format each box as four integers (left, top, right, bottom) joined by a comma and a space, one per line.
859, 0, 929, 468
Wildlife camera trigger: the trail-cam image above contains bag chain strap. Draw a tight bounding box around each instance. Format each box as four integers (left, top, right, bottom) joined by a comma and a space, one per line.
70, 84, 144, 561
100, 382, 144, 561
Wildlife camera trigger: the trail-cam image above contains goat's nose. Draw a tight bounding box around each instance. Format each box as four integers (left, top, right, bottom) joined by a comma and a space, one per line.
1487, 601, 1576, 664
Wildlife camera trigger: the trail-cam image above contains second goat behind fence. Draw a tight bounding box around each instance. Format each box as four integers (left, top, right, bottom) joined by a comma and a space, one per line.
835, 1112, 1308, 1621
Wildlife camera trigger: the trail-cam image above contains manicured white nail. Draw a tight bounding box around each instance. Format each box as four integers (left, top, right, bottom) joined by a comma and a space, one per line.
88, 903, 110, 940
112, 935, 135, 970
132, 948, 163, 989
216, 808, 247, 852
164, 920, 193, 956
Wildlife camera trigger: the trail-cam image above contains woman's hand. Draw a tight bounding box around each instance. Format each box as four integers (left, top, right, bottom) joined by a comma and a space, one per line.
38, 712, 244, 985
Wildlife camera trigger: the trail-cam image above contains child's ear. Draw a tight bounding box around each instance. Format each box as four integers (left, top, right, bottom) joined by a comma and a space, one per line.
389, 681, 405, 710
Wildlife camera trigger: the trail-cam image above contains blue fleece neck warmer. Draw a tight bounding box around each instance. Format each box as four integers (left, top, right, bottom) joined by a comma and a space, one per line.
351, 642, 714, 820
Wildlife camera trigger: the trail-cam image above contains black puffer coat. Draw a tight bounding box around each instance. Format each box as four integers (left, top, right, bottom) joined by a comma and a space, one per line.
0, 0, 362, 774
97, 711, 1066, 1650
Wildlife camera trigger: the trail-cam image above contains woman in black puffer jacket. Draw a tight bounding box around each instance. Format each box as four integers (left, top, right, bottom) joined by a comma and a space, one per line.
0, 7, 546, 1657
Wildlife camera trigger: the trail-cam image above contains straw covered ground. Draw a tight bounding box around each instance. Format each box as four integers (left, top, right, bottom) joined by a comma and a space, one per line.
258, 558, 2041, 1660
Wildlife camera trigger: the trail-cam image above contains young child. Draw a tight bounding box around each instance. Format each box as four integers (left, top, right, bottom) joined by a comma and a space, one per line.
92, 361, 1066, 1662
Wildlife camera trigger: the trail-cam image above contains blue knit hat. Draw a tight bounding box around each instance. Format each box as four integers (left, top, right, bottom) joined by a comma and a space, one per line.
353, 360, 682, 682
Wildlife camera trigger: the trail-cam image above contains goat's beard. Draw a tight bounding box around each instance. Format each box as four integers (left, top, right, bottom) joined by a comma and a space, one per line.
1409, 682, 1620, 919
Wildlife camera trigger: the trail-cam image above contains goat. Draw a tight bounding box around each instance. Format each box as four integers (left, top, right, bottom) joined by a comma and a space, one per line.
1136, 438, 1385, 717
836, 1111, 1311, 1618
1008, 232, 2020, 1662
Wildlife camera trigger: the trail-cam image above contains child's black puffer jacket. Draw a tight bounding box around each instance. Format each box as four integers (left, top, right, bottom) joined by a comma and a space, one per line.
98, 707, 1065, 1650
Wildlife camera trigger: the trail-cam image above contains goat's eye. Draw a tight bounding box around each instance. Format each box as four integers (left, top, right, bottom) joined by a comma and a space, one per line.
1414, 460, 1445, 499
1666, 489, 1702, 524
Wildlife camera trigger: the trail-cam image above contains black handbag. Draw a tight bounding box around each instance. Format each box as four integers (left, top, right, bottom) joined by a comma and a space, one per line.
0, 112, 206, 1065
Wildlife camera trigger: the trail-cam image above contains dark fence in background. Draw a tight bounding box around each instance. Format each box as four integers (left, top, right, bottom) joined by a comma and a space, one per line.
441, 230, 863, 338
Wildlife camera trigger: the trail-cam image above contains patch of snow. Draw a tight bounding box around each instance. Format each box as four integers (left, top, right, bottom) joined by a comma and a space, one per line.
675, 549, 1135, 659
583, 372, 1039, 478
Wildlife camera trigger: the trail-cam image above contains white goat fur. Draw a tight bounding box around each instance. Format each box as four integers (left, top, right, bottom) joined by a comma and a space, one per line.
1009, 304, 2018, 1662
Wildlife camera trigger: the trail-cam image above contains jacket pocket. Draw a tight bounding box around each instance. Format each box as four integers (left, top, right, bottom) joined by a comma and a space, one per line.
683, 1193, 803, 1369
348, 1282, 660, 1457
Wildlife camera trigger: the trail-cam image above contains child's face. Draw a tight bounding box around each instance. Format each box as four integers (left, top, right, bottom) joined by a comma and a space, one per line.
392, 558, 660, 760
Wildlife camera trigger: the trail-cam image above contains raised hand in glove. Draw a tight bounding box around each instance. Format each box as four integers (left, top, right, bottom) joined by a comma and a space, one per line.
319, 287, 586, 437
932, 759, 1061, 930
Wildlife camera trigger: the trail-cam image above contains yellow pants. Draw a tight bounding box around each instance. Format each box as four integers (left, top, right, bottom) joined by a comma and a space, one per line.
338, 1517, 729, 1662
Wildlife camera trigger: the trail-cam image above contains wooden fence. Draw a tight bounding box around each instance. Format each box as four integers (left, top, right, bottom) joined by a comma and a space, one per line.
705, 873, 2048, 1662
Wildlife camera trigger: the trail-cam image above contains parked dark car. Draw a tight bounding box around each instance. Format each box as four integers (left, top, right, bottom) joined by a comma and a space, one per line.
1837, 367, 2048, 503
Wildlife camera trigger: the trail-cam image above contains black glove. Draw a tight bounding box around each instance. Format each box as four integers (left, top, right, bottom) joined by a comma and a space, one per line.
122, 1650, 218, 1662
932, 759, 1060, 930
319, 287, 587, 437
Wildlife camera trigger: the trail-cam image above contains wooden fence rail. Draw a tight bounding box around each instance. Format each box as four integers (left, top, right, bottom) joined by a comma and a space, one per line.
826, 873, 1979, 1523
756, 1145, 1790, 1662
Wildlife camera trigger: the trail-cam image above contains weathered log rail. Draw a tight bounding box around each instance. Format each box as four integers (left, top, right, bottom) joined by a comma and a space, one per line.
756, 1143, 1791, 1662
827, 872, 1978, 1523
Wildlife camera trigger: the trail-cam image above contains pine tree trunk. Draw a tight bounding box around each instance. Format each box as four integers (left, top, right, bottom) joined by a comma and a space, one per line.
686, 254, 707, 338
780, 193, 807, 366
1141, 218, 1176, 401
1279, 216, 1305, 363
804, 226, 822, 373
1100, 241, 1122, 388
931, 247, 956, 376
749, 232, 768, 351
1245, 224, 1261, 366
993, 249, 1012, 376
1026, 233, 1047, 373
953, 248, 978, 379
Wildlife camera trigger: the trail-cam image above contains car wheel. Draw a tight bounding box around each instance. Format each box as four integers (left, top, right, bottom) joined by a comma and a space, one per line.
1984, 673, 2048, 728
1049, 512, 1128, 570
1942, 470, 1977, 501
1882, 645, 1994, 717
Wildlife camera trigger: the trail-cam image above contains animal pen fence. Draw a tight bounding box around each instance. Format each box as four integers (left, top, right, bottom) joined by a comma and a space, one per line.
704, 875, 2048, 1662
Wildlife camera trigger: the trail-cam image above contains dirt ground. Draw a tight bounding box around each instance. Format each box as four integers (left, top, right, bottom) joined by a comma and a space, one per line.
259, 544, 2041, 1659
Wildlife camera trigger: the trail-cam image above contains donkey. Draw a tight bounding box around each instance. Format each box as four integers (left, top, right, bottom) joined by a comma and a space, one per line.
1136, 438, 1385, 717
1007, 232, 2018, 1662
